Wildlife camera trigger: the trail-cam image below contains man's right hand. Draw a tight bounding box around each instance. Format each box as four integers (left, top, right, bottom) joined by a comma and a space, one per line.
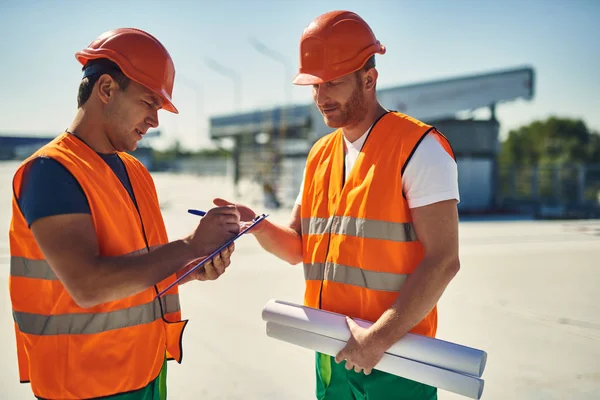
213, 198, 265, 233
187, 205, 241, 258
213, 197, 303, 265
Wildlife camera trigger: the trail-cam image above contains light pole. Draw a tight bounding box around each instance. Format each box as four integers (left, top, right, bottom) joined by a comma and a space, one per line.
204, 57, 242, 112
249, 37, 293, 106
249, 38, 294, 206
176, 73, 204, 138
204, 58, 243, 192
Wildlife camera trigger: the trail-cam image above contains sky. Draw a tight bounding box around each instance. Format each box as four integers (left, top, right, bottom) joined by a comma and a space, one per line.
1, 0, 599, 150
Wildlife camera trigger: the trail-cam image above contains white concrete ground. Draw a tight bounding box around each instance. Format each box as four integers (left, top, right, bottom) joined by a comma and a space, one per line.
0, 162, 598, 399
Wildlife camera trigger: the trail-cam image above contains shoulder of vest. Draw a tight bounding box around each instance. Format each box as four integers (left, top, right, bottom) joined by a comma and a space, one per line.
368, 112, 434, 156
118, 153, 152, 179
308, 129, 341, 155
11, 133, 71, 197
397, 125, 457, 175
314, 129, 341, 146
381, 111, 432, 131
13, 133, 67, 171
118, 151, 142, 165
428, 127, 456, 160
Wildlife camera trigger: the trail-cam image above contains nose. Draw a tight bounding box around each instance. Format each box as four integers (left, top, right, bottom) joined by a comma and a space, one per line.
313, 84, 329, 106
146, 109, 159, 128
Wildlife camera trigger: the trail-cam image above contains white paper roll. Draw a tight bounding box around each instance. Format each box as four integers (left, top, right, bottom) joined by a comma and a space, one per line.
262, 299, 487, 377
266, 322, 484, 399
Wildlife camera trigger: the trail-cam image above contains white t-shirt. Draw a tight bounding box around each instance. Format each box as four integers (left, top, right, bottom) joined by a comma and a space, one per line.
295, 130, 460, 208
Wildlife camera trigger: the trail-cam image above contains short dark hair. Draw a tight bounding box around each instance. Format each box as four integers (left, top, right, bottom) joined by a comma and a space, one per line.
355, 55, 376, 87
77, 59, 131, 108
362, 55, 376, 71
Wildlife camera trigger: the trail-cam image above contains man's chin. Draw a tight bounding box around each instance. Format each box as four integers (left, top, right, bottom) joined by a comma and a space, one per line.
120, 142, 137, 152
323, 116, 344, 129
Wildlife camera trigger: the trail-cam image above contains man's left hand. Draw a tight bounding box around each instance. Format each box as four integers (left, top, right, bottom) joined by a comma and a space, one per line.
178, 243, 235, 283
192, 243, 234, 281
335, 317, 386, 375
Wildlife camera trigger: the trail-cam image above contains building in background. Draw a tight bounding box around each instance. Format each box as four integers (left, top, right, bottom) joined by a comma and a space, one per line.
209, 66, 535, 213
0, 130, 161, 170
0, 135, 58, 161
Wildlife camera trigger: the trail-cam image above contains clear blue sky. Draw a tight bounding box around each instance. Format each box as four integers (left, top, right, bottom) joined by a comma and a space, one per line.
1, 0, 598, 150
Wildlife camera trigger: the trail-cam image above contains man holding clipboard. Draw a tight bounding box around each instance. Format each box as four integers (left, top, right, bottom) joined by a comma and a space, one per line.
214, 10, 461, 400
8, 28, 241, 400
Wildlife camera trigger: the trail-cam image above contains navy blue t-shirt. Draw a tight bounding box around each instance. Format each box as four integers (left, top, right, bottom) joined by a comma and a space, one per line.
18, 154, 137, 227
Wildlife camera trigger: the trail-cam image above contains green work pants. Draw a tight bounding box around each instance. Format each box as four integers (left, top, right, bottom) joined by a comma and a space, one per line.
315, 352, 437, 400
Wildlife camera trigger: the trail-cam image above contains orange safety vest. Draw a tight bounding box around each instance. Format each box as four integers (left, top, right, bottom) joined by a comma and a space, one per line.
9, 133, 187, 399
301, 112, 455, 338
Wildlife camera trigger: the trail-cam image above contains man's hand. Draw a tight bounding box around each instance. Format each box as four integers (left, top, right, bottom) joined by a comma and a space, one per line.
193, 242, 234, 280
176, 243, 235, 284
186, 205, 240, 257
213, 198, 265, 233
335, 317, 387, 375
213, 198, 303, 265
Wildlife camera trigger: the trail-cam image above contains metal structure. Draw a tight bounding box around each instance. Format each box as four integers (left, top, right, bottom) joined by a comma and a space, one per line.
209, 66, 536, 212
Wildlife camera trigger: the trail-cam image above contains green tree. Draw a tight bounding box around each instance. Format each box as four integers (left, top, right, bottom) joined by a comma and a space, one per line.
498, 116, 600, 204
499, 116, 600, 166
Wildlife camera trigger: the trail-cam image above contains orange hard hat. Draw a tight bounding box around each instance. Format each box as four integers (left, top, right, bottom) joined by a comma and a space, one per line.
75, 28, 178, 113
293, 10, 386, 86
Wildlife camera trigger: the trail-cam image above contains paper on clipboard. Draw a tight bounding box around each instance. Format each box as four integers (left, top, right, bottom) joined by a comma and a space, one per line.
155, 213, 269, 298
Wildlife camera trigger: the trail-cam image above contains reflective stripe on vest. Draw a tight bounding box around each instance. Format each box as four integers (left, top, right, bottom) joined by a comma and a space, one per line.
10, 249, 182, 336
10, 257, 58, 280
10, 246, 161, 281
301, 216, 418, 242
13, 294, 180, 336
304, 262, 409, 292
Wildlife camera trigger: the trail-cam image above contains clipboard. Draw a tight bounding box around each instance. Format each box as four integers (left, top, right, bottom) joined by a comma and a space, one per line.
156, 213, 269, 298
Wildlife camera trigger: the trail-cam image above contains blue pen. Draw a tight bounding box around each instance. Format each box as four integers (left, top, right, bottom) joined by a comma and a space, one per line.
187, 209, 206, 217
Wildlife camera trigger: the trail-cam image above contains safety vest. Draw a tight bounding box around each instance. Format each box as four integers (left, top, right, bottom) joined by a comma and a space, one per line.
9, 133, 187, 399
301, 112, 455, 337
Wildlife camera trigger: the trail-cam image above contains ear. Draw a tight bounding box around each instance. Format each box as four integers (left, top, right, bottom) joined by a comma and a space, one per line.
96, 74, 117, 105
365, 68, 378, 92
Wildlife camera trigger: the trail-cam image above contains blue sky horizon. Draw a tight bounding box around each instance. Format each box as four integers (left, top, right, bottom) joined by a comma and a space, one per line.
1, 0, 598, 150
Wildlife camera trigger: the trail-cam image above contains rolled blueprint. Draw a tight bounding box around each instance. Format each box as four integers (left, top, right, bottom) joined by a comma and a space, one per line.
262, 299, 487, 377
266, 321, 484, 400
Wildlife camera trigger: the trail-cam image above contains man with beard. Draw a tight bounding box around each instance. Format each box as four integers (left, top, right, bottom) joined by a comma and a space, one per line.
215, 10, 461, 399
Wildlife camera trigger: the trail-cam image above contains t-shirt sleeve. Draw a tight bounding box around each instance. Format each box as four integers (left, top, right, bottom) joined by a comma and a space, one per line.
402, 133, 460, 209
18, 157, 91, 227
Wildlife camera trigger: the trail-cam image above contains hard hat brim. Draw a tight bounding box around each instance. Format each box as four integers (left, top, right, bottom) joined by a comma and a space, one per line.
292, 72, 327, 86
157, 91, 179, 114
161, 102, 178, 114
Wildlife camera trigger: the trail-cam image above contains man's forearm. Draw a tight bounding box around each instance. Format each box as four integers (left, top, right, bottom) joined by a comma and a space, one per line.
254, 220, 303, 265
81, 239, 196, 307
368, 255, 460, 351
